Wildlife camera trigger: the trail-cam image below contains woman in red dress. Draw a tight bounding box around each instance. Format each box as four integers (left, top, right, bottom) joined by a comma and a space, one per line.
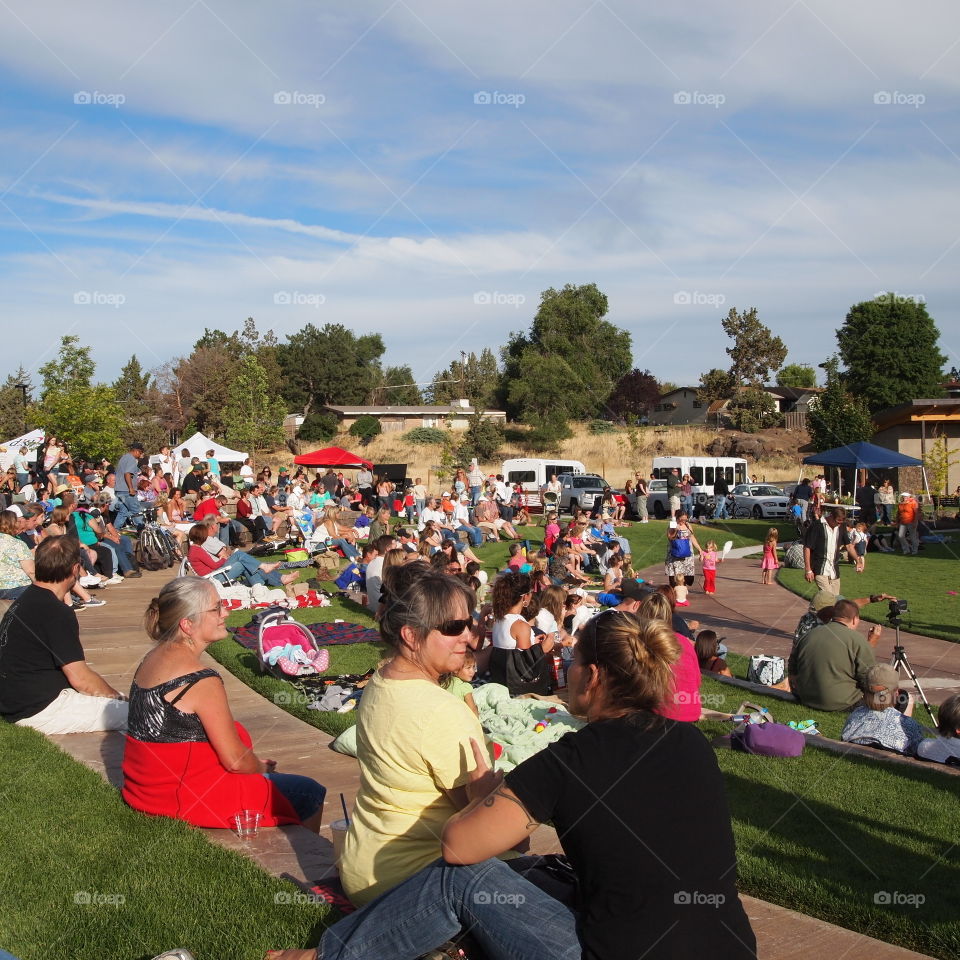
122, 577, 325, 829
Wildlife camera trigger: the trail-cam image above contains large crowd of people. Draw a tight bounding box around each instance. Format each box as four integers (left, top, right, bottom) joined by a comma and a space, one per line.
1, 433, 957, 960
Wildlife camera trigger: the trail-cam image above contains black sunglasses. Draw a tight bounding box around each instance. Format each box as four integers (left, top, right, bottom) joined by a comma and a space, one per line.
436, 618, 472, 636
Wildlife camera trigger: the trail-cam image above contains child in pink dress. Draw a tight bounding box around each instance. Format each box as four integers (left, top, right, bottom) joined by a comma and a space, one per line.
761, 528, 780, 585
700, 540, 719, 594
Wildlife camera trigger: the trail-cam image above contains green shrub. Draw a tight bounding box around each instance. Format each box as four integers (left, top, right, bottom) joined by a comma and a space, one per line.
588, 419, 615, 435
349, 415, 382, 444
297, 412, 339, 443
405, 426, 448, 445
457, 414, 504, 462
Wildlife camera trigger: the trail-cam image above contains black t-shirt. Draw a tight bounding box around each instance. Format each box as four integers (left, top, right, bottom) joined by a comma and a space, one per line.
0, 585, 84, 722
714, 477, 729, 496
181, 473, 203, 496
506, 714, 756, 960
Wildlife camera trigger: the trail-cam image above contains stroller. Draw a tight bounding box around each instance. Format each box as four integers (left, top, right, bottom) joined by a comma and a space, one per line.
256, 608, 330, 678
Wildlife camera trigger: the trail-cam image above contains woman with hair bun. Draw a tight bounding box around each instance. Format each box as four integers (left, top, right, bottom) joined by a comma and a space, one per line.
121, 577, 326, 830
270, 610, 756, 960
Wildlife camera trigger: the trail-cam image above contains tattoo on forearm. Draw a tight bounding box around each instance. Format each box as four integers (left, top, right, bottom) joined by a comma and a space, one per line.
484, 786, 539, 829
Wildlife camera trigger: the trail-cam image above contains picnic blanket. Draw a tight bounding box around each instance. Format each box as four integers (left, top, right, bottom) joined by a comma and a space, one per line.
329, 682, 585, 773
230, 619, 382, 652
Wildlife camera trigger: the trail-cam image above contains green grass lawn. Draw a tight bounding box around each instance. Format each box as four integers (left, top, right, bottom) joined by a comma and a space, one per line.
0, 723, 333, 960
778, 541, 960, 643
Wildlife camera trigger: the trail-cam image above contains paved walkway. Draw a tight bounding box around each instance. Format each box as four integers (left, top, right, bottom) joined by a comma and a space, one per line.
49, 568, 935, 959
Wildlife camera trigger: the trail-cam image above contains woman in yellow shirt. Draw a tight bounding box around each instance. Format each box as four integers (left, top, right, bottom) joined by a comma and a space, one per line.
339, 567, 484, 907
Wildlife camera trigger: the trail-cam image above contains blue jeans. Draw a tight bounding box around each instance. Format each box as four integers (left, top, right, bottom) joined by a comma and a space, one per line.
330, 537, 360, 561
470, 485, 481, 506
457, 523, 483, 547
317, 858, 580, 960
681, 495, 694, 518
102, 536, 136, 573
713, 497, 728, 520
263, 773, 326, 822
222, 551, 282, 587
113, 492, 143, 530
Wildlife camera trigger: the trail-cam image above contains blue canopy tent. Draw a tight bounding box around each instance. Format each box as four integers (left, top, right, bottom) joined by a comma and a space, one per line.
802, 441, 925, 499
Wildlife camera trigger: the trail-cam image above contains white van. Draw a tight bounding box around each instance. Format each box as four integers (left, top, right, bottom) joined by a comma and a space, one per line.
501, 458, 586, 492
651, 456, 748, 509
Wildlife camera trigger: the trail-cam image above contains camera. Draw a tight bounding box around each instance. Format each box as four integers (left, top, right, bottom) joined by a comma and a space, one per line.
887, 598, 908, 622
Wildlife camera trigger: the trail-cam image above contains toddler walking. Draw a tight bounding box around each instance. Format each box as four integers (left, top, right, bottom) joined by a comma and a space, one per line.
761, 527, 780, 585
700, 540, 720, 595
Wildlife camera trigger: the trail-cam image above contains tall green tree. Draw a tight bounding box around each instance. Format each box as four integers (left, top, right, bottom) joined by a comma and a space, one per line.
113, 355, 168, 452
277, 323, 385, 415
697, 368, 736, 407
806, 356, 874, 451
726, 386, 781, 433
223, 354, 286, 461
37, 335, 95, 400
0, 367, 33, 437
502, 283, 631, 425
369, 365, 422, 405
837, 295, 946, 412
776, 363, 817, 388
35, 337, 124, 461
429, 349, 500, 406
722, 307, 787, 387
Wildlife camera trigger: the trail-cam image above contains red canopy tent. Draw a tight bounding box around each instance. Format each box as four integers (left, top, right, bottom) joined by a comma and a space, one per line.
293, 446, 373, 469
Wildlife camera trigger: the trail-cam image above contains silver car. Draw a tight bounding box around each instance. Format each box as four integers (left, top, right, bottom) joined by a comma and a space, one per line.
729, 484, 790, 519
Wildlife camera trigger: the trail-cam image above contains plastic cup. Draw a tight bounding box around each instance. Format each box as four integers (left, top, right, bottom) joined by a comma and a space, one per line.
330, 818, 350, 862
232, 810, 261, 840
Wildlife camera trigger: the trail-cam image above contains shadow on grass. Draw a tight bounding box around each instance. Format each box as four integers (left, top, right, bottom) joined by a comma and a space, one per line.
722, 760, 960, 959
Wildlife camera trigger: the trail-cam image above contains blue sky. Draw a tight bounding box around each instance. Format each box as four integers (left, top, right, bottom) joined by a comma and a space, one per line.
1, 0, 958, 394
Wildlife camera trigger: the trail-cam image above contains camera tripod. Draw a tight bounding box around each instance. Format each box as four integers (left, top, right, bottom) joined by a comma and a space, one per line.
889, 619, 937, 724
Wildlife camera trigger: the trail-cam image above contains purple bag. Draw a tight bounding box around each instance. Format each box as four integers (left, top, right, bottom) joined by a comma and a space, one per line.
732, 722, 805, 757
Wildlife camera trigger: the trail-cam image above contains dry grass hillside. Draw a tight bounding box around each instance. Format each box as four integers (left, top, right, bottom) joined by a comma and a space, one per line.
268, 423, 809, 490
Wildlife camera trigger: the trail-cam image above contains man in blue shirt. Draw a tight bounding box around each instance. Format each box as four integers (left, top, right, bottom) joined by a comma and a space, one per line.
113, 441, 144, 531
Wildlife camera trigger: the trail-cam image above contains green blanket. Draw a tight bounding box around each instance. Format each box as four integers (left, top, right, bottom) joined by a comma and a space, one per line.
473, 683, 585, 772
330, 682, 585, 773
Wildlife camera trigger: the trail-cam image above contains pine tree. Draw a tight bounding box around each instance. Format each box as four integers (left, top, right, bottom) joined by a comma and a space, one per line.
807, 357, 874, 451
837, 295, 946, 412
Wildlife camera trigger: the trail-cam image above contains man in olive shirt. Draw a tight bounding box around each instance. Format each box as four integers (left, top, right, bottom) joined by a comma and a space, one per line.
788, 599, 881, 711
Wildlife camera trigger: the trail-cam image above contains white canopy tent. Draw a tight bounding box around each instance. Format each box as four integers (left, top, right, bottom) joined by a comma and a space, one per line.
169, 432, 248, 464
0, 428, 45, 473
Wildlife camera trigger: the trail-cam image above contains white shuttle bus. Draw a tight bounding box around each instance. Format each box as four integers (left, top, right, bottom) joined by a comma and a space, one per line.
502, 458, 586, 492
651, 456, 748, 507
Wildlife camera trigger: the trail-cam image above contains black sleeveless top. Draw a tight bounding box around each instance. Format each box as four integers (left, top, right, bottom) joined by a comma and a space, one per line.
127, 668, 220, 743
